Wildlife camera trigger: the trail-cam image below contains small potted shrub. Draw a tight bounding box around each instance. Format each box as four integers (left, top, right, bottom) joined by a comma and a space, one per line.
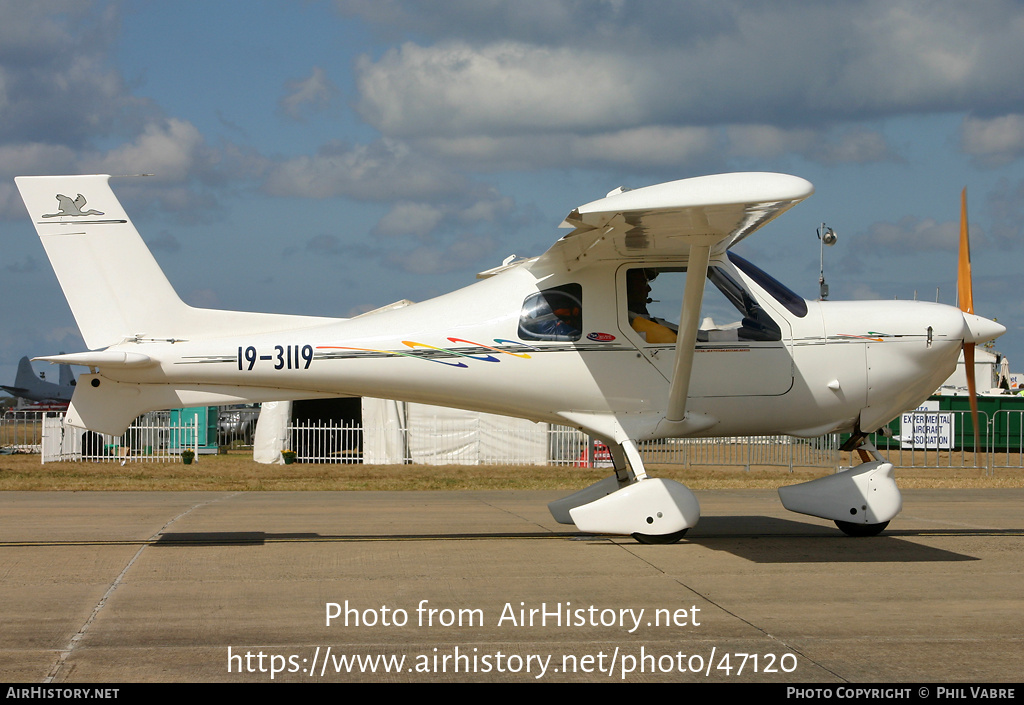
281, 449, 296, 465
181, 449, 195, 465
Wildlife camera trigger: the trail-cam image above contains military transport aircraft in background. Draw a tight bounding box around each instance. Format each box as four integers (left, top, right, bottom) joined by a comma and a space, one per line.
15, 173, 1004, 543
1, 355, 75, 403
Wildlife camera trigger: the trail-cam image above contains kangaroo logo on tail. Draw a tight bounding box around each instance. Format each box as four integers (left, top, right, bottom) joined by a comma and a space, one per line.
43, 193, 104, 218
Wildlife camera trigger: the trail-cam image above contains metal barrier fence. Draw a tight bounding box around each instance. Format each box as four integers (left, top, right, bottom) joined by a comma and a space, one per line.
286, 418, 840, 468
635, 435, 840, 470
862, 409, 992, 473
4, 407, 1021, 471
0, 409, 49, 452
290, 419, 363, 464
991, 409, 1024, 469
39, 412, 199, 463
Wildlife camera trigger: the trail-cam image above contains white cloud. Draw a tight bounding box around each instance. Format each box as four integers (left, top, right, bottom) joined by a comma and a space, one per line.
456, 194, 514, 224
961, 114, 1024, 166
0, 142, 80, 218
184, 288, 222, 309
417, 123, 895, 171
987, 177, 1024, 246
279, 66, 338, 121
87, 119, 210, 181
726, 125, 897, 165
262, 138, 467, 201
385, 233, 498, 274
146, 230, 182, 254
569, 127, 716, 168
418, 126, 716, 171
0, 2, 149, 147
350, 2, 1024, 163
356, 41, 644, 138
305, 233, 346, 257
725, 125, 816, 160
41, 325, 83, 344
813, 129, 894, 165
372, 193, 516, 239
374, 202, 445, 238
0, 142, 78, 176
860, 215, 974, 253
843, 281, 887, 301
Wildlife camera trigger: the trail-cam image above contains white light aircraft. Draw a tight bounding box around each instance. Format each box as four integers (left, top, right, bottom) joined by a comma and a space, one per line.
16, 173, 1004, 543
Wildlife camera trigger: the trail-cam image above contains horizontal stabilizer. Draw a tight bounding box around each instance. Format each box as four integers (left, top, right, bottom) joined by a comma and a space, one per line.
34, 351, 155, 368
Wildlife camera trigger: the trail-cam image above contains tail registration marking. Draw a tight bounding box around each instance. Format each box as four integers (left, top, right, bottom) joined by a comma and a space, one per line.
238, 344, 314, 371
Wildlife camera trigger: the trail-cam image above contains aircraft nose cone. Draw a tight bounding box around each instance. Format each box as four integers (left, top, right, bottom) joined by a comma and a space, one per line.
963, 313, 1005, 344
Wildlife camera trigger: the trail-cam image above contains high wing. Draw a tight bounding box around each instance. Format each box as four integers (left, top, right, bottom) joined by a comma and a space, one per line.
542, 172, 813, 269
541, 172, 814, 428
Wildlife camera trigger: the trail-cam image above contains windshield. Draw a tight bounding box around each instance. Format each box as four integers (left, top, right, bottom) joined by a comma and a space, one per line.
727, 252, 808, 318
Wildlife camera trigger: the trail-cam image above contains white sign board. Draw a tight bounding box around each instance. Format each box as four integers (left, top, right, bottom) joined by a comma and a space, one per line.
899, 401, 953, 449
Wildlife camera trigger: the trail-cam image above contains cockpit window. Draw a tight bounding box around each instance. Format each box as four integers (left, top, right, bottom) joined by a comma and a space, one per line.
626, 265, 782, 343
518, 284, 583, 341
727, 252, 808, 318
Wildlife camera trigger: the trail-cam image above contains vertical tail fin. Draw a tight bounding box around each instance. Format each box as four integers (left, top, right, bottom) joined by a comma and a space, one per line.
58, 362, 75, 388
13, 356, 40, 388
16, 175, 335, 351
15, 175, 189, 350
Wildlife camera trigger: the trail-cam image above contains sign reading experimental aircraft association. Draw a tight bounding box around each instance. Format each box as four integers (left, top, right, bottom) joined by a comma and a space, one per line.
899, 401, 953, 450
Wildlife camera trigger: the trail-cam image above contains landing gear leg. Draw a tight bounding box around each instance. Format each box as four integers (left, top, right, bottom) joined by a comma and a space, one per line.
608, 442, 633, 483
550, 438, 700, 543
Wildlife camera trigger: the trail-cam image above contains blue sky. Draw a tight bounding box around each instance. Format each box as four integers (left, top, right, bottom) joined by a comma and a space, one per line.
3, 0, 1024, 389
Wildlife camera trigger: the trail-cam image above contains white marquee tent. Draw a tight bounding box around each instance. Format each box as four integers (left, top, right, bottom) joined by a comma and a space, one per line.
253, 397, 556, 465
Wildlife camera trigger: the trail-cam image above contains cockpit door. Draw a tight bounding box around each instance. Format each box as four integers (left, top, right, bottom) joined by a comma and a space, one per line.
616, 261, 794, 397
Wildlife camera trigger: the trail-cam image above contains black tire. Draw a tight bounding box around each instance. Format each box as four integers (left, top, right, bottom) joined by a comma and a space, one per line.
835, 520, 889, 537
631, 528, 688, 544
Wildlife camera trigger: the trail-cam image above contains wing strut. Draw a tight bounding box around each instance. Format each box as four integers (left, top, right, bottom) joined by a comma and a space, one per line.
666, 243, 712, 423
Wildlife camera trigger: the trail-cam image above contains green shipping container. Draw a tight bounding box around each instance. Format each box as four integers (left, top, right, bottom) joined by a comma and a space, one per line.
170, 406, 219, 454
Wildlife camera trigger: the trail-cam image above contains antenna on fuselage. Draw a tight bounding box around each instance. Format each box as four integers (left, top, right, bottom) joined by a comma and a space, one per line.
817, 223, 838, 300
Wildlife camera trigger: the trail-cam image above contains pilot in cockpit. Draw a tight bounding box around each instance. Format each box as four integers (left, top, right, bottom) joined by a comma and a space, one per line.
626, 265, 780, 344
626, 268, 678, 343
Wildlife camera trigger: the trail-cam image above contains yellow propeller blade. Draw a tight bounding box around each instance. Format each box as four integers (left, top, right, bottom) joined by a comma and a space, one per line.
958, 187, 980, 451
958, 187, 973, 315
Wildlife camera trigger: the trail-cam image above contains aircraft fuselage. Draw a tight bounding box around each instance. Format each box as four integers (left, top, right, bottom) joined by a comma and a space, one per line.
71, 251, 967, 443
